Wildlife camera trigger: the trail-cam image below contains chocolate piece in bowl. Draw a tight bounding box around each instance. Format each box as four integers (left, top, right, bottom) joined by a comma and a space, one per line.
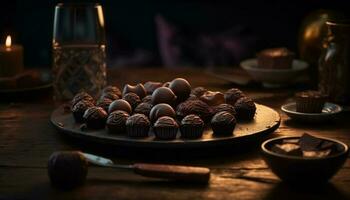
211, 111, 236, 136
257, 47, 295, 69
234, 97, 256, 120
102, 86, 122, 98
108, 99, 132, 114
83, 106, 108, 129
126, 113, 150, 137
295, 90, 328, 113
144, 81, 163, 95
123, 83, 146, 99
199, 91, 225, 106
71, 100, 94, 123
224, 88, 245, 105
134, 102, 153, 117
106, 110, 130, 134
149, 103, 176, 123
154, 116, 179, 140
213, 103, 237, 117
71, 91, 94, 108
169, 78, 191, 102
96, 98, 113, 113
176, 100, 213, 122
123, 92, 141, 109
151, 87, 177, 105
180, 114, 204, 139
191, 87, 207, 98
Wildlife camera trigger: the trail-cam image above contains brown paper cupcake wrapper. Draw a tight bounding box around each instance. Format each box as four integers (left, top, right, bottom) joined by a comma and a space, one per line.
180, 125, 204, 139
154, 127, 178, 140
126, 125, 149, 137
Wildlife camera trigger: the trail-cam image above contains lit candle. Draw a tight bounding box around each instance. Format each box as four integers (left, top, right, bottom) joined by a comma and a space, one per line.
0, 35, 24, 77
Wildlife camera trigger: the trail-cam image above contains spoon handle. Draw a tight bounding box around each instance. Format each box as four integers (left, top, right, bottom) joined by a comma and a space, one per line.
133, 163, 210, 183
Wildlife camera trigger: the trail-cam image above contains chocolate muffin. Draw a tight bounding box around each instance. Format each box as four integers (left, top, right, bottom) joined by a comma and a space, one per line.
151, 87, 177, 105
134, 102, 153, 116
123, 92, 141, 109
213, 103, 237, 117
126, 113, 150, 137
83, 106, 108, 129
234, 97, 256, 120
224, 88, 245, 105
149, 103, 176, 123
71, 92, 94, 108
100, 92, 119, 101
176, 100, 213, 122
144, 81, 163, 95
295, 90, 328, 113
96, 97, 113, 112
71, 100, 94, 122
199, 91, 225, 106
191, 87, 207, 98
211, 111, 236, 136
123, 83, 146, 99
169, 78, 191, 102
180, 114, 204, 139
108, 99, 132, 114
106, 110, 130, 134
102, 86, 122, 97
257, 47, 295, 69
142, 95, 152, 104
154, 116, 179, 140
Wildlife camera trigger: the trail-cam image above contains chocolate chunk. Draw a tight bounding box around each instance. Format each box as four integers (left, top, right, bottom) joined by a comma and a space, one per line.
272, 143, 302, 156
199, 91, 225, 106
303, 149, 332, 158
299, 133, 323, 151
144, 81, 163, 95
123, 83, 146, 99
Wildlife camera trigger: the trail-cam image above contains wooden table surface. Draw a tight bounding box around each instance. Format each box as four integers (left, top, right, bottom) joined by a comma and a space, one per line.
1, 68, 350, 200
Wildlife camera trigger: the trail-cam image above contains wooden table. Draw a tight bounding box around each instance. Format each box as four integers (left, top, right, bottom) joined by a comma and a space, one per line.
1, 68, 349, 200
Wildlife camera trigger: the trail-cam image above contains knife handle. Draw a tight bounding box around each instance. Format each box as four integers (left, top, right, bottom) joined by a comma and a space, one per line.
133, 163, 210, 183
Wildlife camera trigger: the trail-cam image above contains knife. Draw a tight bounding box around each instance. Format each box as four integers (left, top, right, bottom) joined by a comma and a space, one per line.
81, 152, 211, 183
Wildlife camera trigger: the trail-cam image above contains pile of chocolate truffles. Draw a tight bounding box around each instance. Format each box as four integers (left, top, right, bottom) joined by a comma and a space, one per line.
70, 78, 256, 140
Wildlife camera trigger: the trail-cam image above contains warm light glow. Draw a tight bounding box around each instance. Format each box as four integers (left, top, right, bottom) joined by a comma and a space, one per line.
5, 35, 11, 47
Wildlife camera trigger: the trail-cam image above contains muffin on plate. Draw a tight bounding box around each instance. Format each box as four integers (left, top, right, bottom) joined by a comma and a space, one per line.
295, 90, 328, 113
126, 113, 150, 137
180, 114, 204, 139
153, 116, 179, 140
106, 110, 130, 134
257, 48, 295, 69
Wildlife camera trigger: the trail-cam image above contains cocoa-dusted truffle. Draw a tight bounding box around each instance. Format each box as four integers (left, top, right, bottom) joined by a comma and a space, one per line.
211, 111, 236, 136
71, 91, 94, 108
213, 103, 237, 117
71, 100, 94, 122
224, 88, 245, 105
151, 87, 177, 105
48, 151, 88, 189
123, 92, 141, 109
106, 110, 130, 134
169, 78, 191, 102
144, 81, 163, 95
191, 87, 207, 97
108, 99, 132, 114
123, 83, 146, 99
176, 100, 213, 122
102, 85, 122, 97
142, 95, 152, 104
134, 102, 153, 117
199, 91, 225, 106
234, 97, 256, 120
149, 103, 176, 123
83, 106, 108, 129
100, 92, 119, 101
126, 113, 150, 137
180, 114, 204, 139
96, 97, 113, 112
154, 116, 179, 140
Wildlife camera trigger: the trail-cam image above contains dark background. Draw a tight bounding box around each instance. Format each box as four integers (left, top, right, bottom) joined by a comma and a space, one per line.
0, 0, 348, 68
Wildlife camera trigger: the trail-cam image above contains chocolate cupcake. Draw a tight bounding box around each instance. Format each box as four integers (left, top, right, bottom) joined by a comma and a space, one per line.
108, 99, 132, 114
123, 83, 146, 99
295, 91, 328, 113
151, 87, 177, 105
211, 111, 236, 136
234, 97, 256, 120
154, 116, 179, 140
149, 103, 176, 123
134, 102, 153, 116
169, 78, 191, 102
126, 113, 150, 137
224, 88, 245, 105
213, 103, 237, 117
102, 86, 122, 97
83, 106, 108, 129
106, 110, 130, 134
96, 97, 113, 112
123, 92, 141, 109
199, 91, 225, 106
176, 100, 213, 122
142, 95, 152, 104
71, 100, 94, 122
71, 92, 94, 108
191, 87, 207, 97
180, 114, 204, 139
144, 81, 163, 95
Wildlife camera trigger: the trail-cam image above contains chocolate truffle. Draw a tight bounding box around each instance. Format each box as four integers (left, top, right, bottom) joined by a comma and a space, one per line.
154, 116, 179, 140
169, 78, 191, 102
71, 100, 94, 122
211, 111, 236, 136
142, 95, 152, 104
176, 100, 213, 122
200, 91, 225, 106
191, 87, 207, 97
234, 97, 256, 120
102, 85, 122, 97
213, 103, 237, 117
180, 114, 204, 139
295, 90, 327, 113
100, 92, 119, 101
106, 110, 130, 134
134, 102, 153, 116
224, 88, 245, 105
48, 151, 88, 189
71, 92, 94, 108
123, 92, 141, 109
108, 99, 132, 114
83, 106, 108, 129
123, 83, 146, 99
149, 103, 176, 123
144, 81, 163, 95
126, 113, 150, 137
96, 97, 113, 112
151, 87, 177, 105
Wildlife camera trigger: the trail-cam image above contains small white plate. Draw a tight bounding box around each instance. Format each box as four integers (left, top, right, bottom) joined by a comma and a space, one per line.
240, 58, 308, 88
281, 102, 342, 123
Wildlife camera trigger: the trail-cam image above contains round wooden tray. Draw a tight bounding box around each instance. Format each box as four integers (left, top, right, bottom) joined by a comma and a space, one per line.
50, 104, 280, 149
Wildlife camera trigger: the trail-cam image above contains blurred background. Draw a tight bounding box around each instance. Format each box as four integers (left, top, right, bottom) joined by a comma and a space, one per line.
1, 0, 348, 68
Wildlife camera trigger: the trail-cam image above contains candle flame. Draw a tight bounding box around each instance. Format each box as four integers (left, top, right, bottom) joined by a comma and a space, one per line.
5, 35, 11, 47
